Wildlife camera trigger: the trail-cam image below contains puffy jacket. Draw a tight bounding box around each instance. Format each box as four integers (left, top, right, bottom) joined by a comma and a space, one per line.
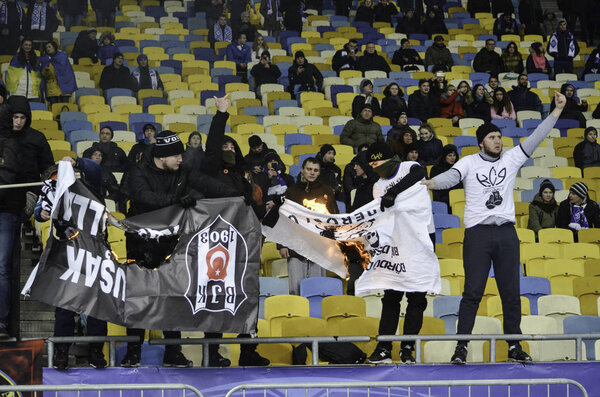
424, 44, 453, 69
0, 104, 21, 214
439, 90, 465, 119
473, 48, 502, 74
226, 43, 251, 65
351, 94, 381, 119
82, 141, 128, 173
340, 116, 384, 148
288, 61, 323, 93
332, 44, 359, 72
417, 136, 444, 166
573, 140, 600, 170
250, 62, 281, 88
527, 194, 558, 236
381, 94, 408, 124
408, 90, 440, 121
71, 30, 99, 64
508, 85, 543, 113
466, 97, 491, 122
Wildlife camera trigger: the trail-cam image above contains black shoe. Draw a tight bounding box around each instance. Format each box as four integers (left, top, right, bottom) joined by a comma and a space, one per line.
121, 349, 141, 367
367, 346, 392, 364
400, 346, 416, 364
508, 346, 532, 363
239, 350, 270, 366
0, 324, 9, 339
205, 352, 231, 367
163, 350, 193, 368
451, 345, 467, 365
53, 349, 69, 370
89, 348, 107, 369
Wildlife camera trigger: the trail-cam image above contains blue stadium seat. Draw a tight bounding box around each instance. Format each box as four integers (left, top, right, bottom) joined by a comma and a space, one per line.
154, 66, 175, 75
563, 316, 600, 360
161, 59, 182, 74
389, 71, 412, 80
59, 111, 87, 128
333, 125, 344, 135
555, 119, 580, 136
519, 276, 551, 315
321, 70, 337, 78
166, 47, 190, 56
567, 81, 587, 89
210, 67, 234, 78
300, 277, 343, 318
408, 33, 428, 42
285, 133, 312, 153
115, 21, 135, 30
286, 37, 307, 53
194, 48, 219, 62
433, 295, 462, 334
491, 119, 516, 131
381, 125, 392, 137
139, 40, 160, 49
216, 75, 242, 87
330, 85, 354, 107
289, 163, 301, 179
131, 122, 161, 140
145, 6, 167, 19
331, 20, 350, 28
29, 102, 46, 111
532, 177, 563, 192
142, 96, 168, 112
105, 88, 133, 104
200, 90, 224, 105
584, 74, 600, 82
522, 118, 541, 132
160, 35, 182, 43
59, 31, 78, 49
117, 45, 139, 54
298, 153, 316, 165
115, 39, 135, 47
314, 43, 334, 52
69, 130, 98, 149
407, 117, 421, 126
75, 88, 101, 104
129, 113, 155, 127
520, 190, 536, 203
243, 106, 269, 121
317, 26, 336, 34
274, 99, 298, 115
63, 120, 94, 138
527, 73, 549, 85
434, 214, 461, 243
259, 277, 289, 319
100, 121, 128, 132
432, 201, 449, 214
453, 136, 478, 150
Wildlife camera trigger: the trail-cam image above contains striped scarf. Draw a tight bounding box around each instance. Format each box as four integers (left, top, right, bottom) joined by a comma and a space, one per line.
31, 2, 47, 31
548, 31, 576, 58
213, 22, 232, 42
267, 0, 283, 21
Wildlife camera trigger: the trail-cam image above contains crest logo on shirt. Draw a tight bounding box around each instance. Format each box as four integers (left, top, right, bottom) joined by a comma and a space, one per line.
476, 167, 506, 188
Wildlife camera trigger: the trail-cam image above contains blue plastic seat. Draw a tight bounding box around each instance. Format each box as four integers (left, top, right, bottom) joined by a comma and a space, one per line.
115, 39, 135, 48
433, 214, 461, 243
145, 6, 167, 19
469, 72, 490, 82
200, 90, 224, 105
118, 45, 139, 54
300, 277, 344, 318
193, 47, 219, 62
259, 277, 289, 319
69, 129, 98, 149
314, 43, 334, 52
289, 163, 301, 179
555, 119, 580, 136
563, 316, 600, 360
584, 74, 600, 82
519, 276, 551, 315
333, 125, 344, 135
75, 88, 101, 104
298, 153, 316, 165
63, 120, 94, 137
196, 114, 215, 129
432, 201, 449, 214
389, 71, 412, 80
100, 121, 128, 132
131, 122, 161, 140
210, 67, 234, 78
433, 295, 462, 334
139, 40, 160, 50
522, 118, 541, 132
408, 33, 428, 42
330, 85, 354, 107
279, 31, 300, 50
154, 66, 174, 75
381, 125, 392, 137
243, 106, 269, 118
59, 111, 87, 128
273, 99, 298, 115
105, 88, 133, 104
453, 136, 478, 150
520, 189, 536, 203
532, 177, 563, 192
216, 74, 242, 87
285, 133, 312, 153
490, 118, 516, 131
161, 59, 182, 74
166, 47, 189, 56
129, 113, 155, 127
527, 73, 549, 85
142, 96, 168, 112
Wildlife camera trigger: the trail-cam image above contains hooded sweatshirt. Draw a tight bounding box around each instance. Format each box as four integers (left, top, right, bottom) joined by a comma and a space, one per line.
573, 128, 600, 170
429, 144, 462, 206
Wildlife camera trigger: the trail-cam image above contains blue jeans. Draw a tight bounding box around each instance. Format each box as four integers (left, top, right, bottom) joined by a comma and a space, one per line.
63, 14, 83, 31
0, 213, 19, 326
96, 11, 115, 27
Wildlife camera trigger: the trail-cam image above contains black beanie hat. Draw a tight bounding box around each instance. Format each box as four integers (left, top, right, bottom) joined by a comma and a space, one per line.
153, 130, 184, 158
539, 179, 556, 195
248, 135, 263, 148
476, 123, 501, 144
319, 144, 336, 158
294, 50, 305, 60
366, 142, 394, 162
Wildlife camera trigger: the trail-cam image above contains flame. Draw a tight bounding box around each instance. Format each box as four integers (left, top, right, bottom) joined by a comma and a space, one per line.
302, 198, 330, 214
337, 241, 371, 270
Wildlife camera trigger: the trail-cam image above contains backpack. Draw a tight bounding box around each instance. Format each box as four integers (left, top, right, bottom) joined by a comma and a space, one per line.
292, 342, 366, 365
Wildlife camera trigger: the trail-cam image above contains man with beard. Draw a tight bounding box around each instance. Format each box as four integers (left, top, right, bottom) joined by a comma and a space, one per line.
508, 74, 542, 113
422, 91, 567, 364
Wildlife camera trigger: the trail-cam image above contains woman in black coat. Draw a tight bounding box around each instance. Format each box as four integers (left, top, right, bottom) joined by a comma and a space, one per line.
355, 0, 374, 25
421, 8, 448, 37
381, 83, 408, 125
465, 84, 491, 122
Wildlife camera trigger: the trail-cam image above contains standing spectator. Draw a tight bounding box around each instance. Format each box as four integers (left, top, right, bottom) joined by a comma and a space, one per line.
132, 54, 164, 91
99, 53, 135, 92
551, 83, 587, 127
182, 131, 205, 171
203, 0, 224, 30
417, 123, 443, 165
485, 75, 499, 95
0, 25, 17, 56
518, 0, 543, 35
381, 83, 408, 125
251, 51, 281, 96
235, 11, 257, 43
226, 33, 252, 83
332, 39, 359, 74
557, 182, 600, 237
97, 32, 120, 65
508, 74, 542, 113
91, 0, 118, 27
392, 38, 423, 71
208, 14, 232, 46
341, 104, 384, 149
490, 87, 516, 121
396, 9, 421, 35
357, 42, 391, 75
439, 84, 465, 125
466, 84, 492, 122
501, 41, 524, 74
355, 0, 375, 25
229, 0, 249, 23
429, 144, 461, 207
57, 0, 87, 31
425, 36, 454, 71
260, 0, 282, 38
347, 150, 379, 212
264, 152, 294, 206
422, 8, 448, 37
542, 11, 559, 38
408, 79, 440, 122
566, 0, 589, 44
493, 11, 518, 39
25, 0, 58, 47
40, 41, 77, 104
573, 127, 600, 170
526, 42, 551, 75
71, 29, 98, 65
128, 123, 157, 166
0, 0, 24, 40
527, 179, 558, 238
251, 34, 269, 61
83, 126, 128, 173
547, 19, 579, 74
288, 50, 323, 98
281, 0, 304, 34
6, 38, 41, 100
582, 44, 600, 77
491, 0, 513, 17
316, 144, 343, 199
398, 0, 424, 17
352, 79, 381, 119
467, 0, 491, 17
473, 39, 502, 75
342, 144, 369, 209
374, 0, 397, 24
334, 0, 351, 17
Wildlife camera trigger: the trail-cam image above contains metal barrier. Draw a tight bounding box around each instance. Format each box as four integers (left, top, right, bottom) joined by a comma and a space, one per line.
46, 336, 140, 368
224, 379, 589, 397
0, 384, 204, 397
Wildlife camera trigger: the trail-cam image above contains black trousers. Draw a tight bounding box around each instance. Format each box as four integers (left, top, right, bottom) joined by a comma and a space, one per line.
377, 290, 427, 351
456, 224, 522, 347
54, 308, 107, 351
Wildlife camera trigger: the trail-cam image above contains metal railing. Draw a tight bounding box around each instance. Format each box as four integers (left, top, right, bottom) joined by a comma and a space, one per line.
47, 336, 140, 368
224, 379, 589, 397
0, 384, 204, 397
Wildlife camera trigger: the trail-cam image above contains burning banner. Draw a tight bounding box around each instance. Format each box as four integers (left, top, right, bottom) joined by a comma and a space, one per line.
262, 183, 442, 295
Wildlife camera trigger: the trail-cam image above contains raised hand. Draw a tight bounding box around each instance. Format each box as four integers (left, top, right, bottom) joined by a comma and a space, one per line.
214, 93, 231, 113
553, 90, 566, 110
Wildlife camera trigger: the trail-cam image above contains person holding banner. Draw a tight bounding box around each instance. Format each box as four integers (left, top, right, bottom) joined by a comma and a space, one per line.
422, 90, 567, 364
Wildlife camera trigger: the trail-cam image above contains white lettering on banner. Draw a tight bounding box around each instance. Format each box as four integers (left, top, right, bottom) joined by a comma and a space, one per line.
62, 192, 106, 237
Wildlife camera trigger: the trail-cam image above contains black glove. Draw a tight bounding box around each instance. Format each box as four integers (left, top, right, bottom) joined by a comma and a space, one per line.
271, 195, 285, 207
179, 194, 196, 208
262, 206, 280, 228
380, 192, 396, 212
320, 228, 335, 239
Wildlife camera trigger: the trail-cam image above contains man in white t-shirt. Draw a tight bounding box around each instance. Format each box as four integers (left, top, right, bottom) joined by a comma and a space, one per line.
422, 91, 567, 364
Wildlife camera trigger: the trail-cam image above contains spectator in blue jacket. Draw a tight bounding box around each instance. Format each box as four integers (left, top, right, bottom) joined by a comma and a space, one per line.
97, 31, 120, 65
226, 32, 252, 82
40, 40, 77, 104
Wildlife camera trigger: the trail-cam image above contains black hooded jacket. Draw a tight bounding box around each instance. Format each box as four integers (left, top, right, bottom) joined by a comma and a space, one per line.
0, 25, 18, 55
182, 132, 205, 171
71, 30, 99, 64
83, 141, 128, 173
550, 83, 588, 128
100, 63, 135, 91
429, 144, 462, 206
288, 55, 323, 93
343, 151, 379, 211
0, 103, 22, 214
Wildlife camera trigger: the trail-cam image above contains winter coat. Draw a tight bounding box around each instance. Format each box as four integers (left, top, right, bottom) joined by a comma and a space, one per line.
583, 49, 600, 76
408, 90, 440, 122
386, 125, 413, 143
429, 145, 462, 206
373, 3, 397, 23
83, 141, 128, 173
57, 0, 87, 15
71, 31, 99, 64
250, 62, 282, 87
332, 44, 359, 72
418, 136, 444, 166
226, 42, 252, 65
132, 66, 163, 91
381, 95, 407, 124
182, 145, 205, 171
547, 30, 579, 60
317, 160, 343, 196
527, 194, 558, 236
235, 21, 257, 42
557, 199, 600, 236
490, 101, 517, 120
467, 0, 490, 16
422, 16, 448, 36
98, 44, 120, 65
501, 52, 524, 74
573, 140, 600, 170
0, 27, 18, 56
0, 107, 22, 214
508, 85, 542, 113
491, 0, 513, 16
288, 60, 323, 93
466, 97, 491, 122
25, 2, 59, 42
6, 52, 41, 99
99, 64, 135, 91
0, 0, 24, 38
355, 4, 374, 24
340, 116, 384, 149
91, 0, 119, 13
493, 16, 518, 39
518, 0, 543, 35
551, 84, 587, 128
357, 51, 390, 74
594, 103, 600, 119
424, 45, 453, 69
439, 90, 465, 120
392, 48, 423, 68
395, 15, 421, 35
473, 48, 502, 74
244, 143, 278, 169
525, 54, 551, 75
260, 0, 281, 31
345, 152, 379, 211
351, 94, 381, 119
281, 0, 303, 33
40, 50, 77, 96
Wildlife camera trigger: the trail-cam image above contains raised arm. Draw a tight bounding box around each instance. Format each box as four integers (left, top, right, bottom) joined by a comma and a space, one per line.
520, 90, 565, 156
202, 94, 230, 175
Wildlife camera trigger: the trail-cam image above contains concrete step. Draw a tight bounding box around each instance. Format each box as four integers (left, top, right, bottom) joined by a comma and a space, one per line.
20, 311, 55, 321
20, 320, 55, 333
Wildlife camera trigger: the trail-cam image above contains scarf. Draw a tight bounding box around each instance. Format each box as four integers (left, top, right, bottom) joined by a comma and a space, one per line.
362, 93, 373, 105
373, 155, 401, 179
570, 204, 589, 229
532, 53, 547, 70
531, 197, 556, 214
213, 23, 232, 42
0, 1, 23, 29
31, 2, 47, 31
549, 31, 576, 58
222, 149, 236, 167
133, 67, 159, 90
267, 0, 283, 21
267, 170, 288, 197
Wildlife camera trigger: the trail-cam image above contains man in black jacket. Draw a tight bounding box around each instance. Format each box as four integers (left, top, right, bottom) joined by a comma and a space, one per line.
392, 39, 423, 71
250, 51, 281, 97
358, 42, 391, 75
373, 0, 398, 23
82, 126, 128, 173
332, 39, 359, 74
57, 0, 87, 31
288, 51, 323, 98
473, 39, 502, 75
99, 53, 135, 92
316, 144, 343, 201
508, 74, 542, 113
71, 28, 98, 64
91, 0, 118, 27
408, 79, 440, 122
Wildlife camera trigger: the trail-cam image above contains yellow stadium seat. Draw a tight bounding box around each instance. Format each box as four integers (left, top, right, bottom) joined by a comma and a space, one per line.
449, 189, 465, 208
48, 140, 71, 151
114, 104, 142, 115
264, 295, 310, 337
339, 70, 362, 79
51, 103, 78, 119
544, 260, 585, 295
552, 166, 582, 179
521, 243, 561, 273
562, 243, 600, 260
229, 115, 256, 128
336, 317, 379, 357
573, 277, 600, 315
538, 228, 575, 244
439, 258, 464, 294
480, 295, 530, 318
515, 227, 535, 244
225, 83, 250, 94
313, 135, 340, 146
395, 317, 445, 362
578, 228, 600, 245
290, 144, 319, 158
441, 228, 464, 245
31, 110, 52, 120
148, 104, 175, 115
161, 73, 182, 84
213, 60, 237, 74
31, 120, 59, 132
302, 125, 331, 135
321, 295, 366, 332
173, 53, 195, 62
235, 123, 264, 135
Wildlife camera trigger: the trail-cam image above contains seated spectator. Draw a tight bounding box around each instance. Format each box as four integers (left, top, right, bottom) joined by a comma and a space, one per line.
132, 54, 164, 91
395, 9, 421, 35
374, 0, 397, 23
341, 104, 384, 149
208, 14, 232, 46
251, 34, 269, 61
582, 44, 600, 77
316, 144, 343, 200
0, 25, 17, 56
421, 8, 448, 36
527, 179, 558, 238
357, 42, 391, 75
403, 142, 420, 162
417, 123, 443, 165
381, 83, 407, 125
91, 0, 118, 27
127, 123, 156, 166
473, 39, 502, 75
465, 84, 492, 122
355, 0, 375, 25
490, 87, 517, 121
573, 127, 600, 170
508, 74, 542, 113
250, 51, 281, 96
386, 112, 411, 140
40, 40, 77, 105
408, 79, 440, 122
235, 11, 257, 43
86, 149, 121, 202
244, 135, 278, 170
388, 128, 417, 157
467, 0, 490, 17
547, 19, 579, 74
182, 131, 205, 171
0, 0, 24, 40
97, 31, 120, 65
456, 80, 471, 105
226, 33, 252, 83
332, 39, 359, 74
425, 35, 453, 72
99, 53, 135, 91
57, 0, 87, 31
6, 38, 41, 100
82, 126, 128, 173
550, 83, 587, 128
25, 0, 58, 46
493, 12, 518, 39
594, 103, 600, 119
542, 10, 559, 37
429, 144, 462, 207
288, 51, 323, 98
347, 150, 379, 212
343, 143, 368, 207
485, 75, 499, 95
557, 182, 600, 237
501, 41, 524, 75
430, 69, 448, 97
526, 42, 551, 75
392, 38, 423, 71
440, 84, 465, 125
71, 28, 98, 65
518, 0, 543, 35
352, 79, 381, 118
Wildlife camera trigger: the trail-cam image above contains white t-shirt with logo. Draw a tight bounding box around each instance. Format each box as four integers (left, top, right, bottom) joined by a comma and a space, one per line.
452, 146, 528, 228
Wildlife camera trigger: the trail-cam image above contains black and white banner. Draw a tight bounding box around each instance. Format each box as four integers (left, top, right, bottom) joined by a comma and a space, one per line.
23, 162, 261, 333
263, 183, 442, 295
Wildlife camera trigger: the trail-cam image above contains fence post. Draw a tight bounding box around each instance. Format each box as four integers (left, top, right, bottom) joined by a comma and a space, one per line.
109, 340, 116, 367
47, 340, 54, 368
311, 340, 319, 365
202, 342, 209, 367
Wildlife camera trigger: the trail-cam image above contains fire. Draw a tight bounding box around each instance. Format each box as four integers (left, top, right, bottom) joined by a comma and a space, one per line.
302, 198, 329, 214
